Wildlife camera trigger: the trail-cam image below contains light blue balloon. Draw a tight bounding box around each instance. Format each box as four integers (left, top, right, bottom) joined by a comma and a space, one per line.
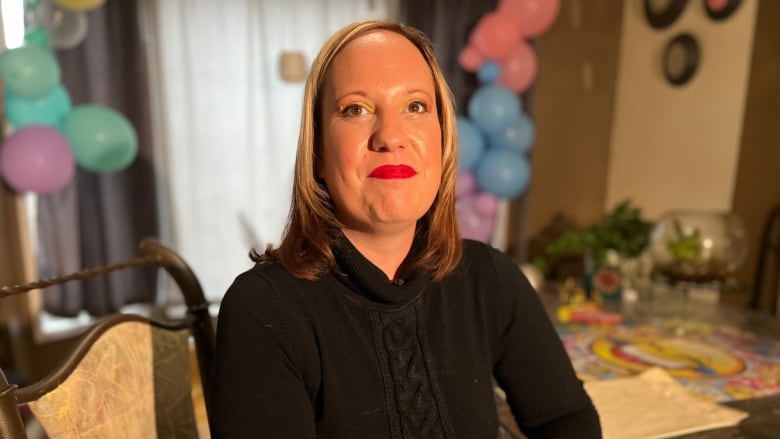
475, 149, 530, 199
63, 105, 138, 173
467, 85, 521, 135
488, 112, 535, 154
4, 84, 72, 129
456, 116, 485, 171
476, 60, 501, 84
0, 45, 60, 98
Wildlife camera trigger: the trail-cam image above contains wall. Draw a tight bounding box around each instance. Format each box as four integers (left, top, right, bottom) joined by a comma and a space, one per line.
0, 189, 32, 374
526, 0, 624, 238
528, 0, 779, 306
731, 0, 780, 309
605, 0, 758, 219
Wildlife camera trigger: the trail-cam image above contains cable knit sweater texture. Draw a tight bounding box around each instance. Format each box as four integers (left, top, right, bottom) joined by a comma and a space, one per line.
210, 236, 601, 438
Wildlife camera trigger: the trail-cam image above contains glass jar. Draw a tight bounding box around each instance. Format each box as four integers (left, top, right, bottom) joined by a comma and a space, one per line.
649, 210, 747, 284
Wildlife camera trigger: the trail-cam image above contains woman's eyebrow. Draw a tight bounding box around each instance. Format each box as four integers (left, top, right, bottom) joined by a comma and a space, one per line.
334, 90, 369, 103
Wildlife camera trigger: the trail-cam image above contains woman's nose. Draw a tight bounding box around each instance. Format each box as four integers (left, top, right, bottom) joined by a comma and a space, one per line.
370, 113, 405, 152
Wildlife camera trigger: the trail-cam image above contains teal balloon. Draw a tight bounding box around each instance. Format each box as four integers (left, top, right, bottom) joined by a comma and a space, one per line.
0, 45, 60, 98
25, 0, 44, 10
63, 105, 138, 173
23, 27, 52, 50
4, 84, 72, 129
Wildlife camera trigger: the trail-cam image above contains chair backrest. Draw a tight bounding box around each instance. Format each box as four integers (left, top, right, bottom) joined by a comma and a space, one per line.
752, 205, 780, 315
0, 238, 215, 439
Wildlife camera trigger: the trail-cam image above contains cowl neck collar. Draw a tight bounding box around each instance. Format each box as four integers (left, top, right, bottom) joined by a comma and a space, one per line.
331, 229, 431, 306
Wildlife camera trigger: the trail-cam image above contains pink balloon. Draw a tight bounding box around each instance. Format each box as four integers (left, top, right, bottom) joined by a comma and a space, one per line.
706, 0, 728, 11
458, 45, 484, 73
0, 125, 75, 194
473, 191, 498, 217
469, 12, 522, 59
498, 0, 561, 38
496, 41, 538, 93
456, 197, 495, 243
455, 171, 477, 198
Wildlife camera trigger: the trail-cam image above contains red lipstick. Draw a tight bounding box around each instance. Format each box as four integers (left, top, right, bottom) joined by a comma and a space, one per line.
369, 164, 417, 179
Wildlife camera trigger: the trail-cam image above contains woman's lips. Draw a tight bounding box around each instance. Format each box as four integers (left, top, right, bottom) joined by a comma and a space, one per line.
369, 164, 417, 179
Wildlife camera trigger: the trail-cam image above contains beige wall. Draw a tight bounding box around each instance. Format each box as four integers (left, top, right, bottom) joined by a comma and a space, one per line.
605, 0, 758, 219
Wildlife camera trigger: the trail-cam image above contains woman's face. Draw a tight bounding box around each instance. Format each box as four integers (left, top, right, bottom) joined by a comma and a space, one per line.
318, 30, 442, 236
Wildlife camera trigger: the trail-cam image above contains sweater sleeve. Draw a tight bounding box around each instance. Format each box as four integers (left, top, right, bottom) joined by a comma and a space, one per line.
209, 269, 316, 439
486, 247, 602, 438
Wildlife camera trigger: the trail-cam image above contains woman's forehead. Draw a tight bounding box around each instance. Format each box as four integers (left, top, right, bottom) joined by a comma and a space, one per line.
323, 30, 434, 95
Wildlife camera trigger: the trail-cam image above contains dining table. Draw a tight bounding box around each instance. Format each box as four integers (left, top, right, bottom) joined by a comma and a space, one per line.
497, 279, 780, 439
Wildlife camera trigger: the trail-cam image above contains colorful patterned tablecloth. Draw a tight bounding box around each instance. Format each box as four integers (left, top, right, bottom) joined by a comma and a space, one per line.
557, 318, 780, 402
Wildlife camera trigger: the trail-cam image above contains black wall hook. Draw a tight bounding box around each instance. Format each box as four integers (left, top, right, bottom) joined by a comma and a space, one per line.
644, 0, 689, 29
662, 33, 701, 86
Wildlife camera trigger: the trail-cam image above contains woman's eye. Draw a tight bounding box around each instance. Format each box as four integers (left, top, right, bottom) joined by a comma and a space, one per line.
341, 104, 365, 117
408, 100, 429, 113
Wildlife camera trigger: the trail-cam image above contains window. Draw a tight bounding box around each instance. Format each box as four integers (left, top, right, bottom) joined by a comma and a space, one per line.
143, 0, 393, 302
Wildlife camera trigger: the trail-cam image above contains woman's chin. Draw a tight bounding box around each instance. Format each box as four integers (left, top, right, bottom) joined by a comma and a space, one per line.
372, 206, 429, 228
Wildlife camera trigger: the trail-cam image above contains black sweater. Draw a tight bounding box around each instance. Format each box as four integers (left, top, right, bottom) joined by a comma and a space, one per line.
210, 238, 601, 438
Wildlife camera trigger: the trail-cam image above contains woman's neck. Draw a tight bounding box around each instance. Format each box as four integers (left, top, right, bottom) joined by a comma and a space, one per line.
340, 226, 415, 281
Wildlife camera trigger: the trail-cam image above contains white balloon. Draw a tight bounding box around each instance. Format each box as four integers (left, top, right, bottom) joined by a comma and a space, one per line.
32, 1, 89, 50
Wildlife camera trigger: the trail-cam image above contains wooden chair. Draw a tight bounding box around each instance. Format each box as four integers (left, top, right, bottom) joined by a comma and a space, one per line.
751, 205, 780, 315
0, 239, 215, 438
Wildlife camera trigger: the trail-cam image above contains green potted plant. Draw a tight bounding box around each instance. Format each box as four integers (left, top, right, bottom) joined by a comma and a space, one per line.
534, 200, 654, 299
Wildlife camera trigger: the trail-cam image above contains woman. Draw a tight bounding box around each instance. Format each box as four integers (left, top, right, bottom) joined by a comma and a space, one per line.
210, 20, 601, 438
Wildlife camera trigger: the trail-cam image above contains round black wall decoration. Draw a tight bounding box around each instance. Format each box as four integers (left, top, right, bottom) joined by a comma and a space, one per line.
663, 33, 700, 86
644, 0, 689, 29
704, 0, 742, 21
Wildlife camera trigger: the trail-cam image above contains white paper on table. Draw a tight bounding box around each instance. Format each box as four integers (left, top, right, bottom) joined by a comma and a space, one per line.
584, 368, 748, 439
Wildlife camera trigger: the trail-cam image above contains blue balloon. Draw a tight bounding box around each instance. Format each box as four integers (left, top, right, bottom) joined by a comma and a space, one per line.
475, 149, 530, 199
476, 60, 501, 84
488, 112, 535, 154
467, 85, 521, 135
456, 116, 485, 171
4, 84, 72, 129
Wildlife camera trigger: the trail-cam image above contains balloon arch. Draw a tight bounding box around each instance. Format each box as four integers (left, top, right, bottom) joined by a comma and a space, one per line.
0, 0, 138, 195
454, 0, 559, 243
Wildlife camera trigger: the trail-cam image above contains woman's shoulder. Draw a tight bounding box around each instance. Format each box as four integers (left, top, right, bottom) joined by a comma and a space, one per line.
457, 239, 534, 295
461, 238, 496, 254
222, 261, 315, 308
460, 238, 517, 271
227, 261, 282, 292
233, 260, 316, 286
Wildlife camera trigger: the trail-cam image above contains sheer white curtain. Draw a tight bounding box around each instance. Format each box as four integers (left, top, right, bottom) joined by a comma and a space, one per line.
141, 0, 392, 301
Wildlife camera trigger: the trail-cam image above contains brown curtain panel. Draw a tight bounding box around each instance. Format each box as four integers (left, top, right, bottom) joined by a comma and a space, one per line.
37, 0, 159, 316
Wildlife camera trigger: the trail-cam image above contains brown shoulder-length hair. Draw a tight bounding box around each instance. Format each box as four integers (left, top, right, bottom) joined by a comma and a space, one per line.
255, 20, 461, 281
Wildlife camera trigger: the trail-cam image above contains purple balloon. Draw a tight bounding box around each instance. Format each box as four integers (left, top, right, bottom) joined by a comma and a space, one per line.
455, 171, 477, 198
473, 191, 498, 217
456, 196, 494, 243
0, 125, 75, 194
